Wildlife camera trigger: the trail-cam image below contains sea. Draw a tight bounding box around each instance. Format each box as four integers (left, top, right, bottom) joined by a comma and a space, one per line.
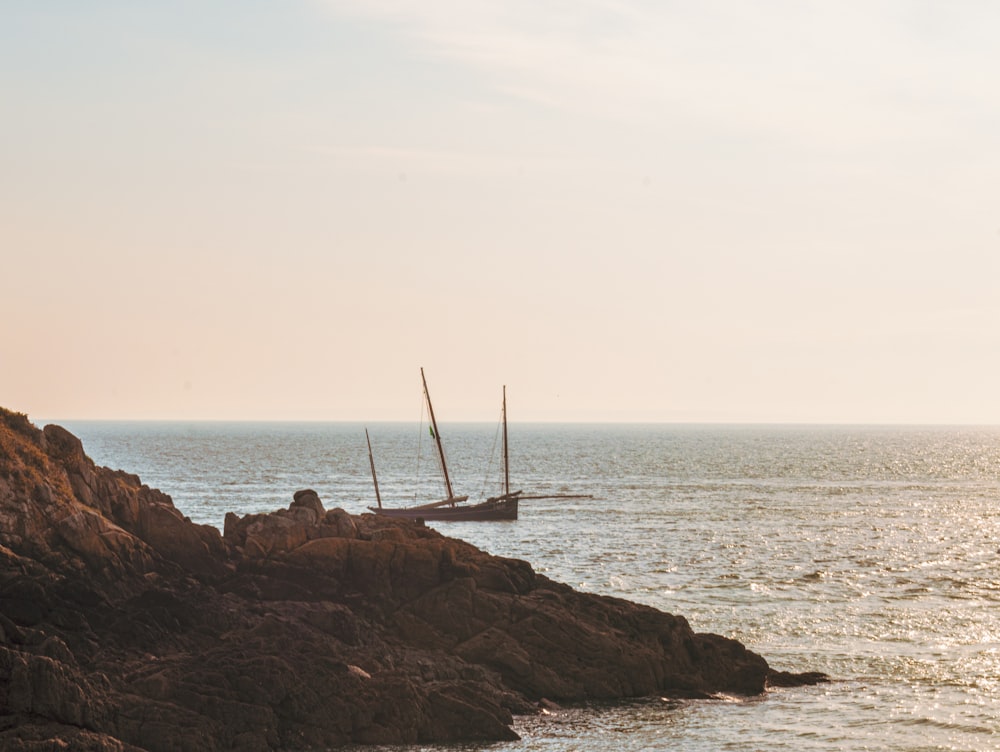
51, 421, 1000, 752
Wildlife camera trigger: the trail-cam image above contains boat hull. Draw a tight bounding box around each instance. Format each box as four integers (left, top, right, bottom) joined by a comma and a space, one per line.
369, 496, 518, 521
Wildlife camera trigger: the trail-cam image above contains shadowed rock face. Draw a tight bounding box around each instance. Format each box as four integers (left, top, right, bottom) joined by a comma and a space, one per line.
0, 408, 825, 750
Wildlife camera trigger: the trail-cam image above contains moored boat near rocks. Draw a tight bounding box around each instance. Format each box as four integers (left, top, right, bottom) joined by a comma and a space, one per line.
0, 407, 826, 751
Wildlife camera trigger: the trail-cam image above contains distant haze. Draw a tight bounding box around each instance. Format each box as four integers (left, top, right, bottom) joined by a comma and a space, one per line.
3, 1, 999, 423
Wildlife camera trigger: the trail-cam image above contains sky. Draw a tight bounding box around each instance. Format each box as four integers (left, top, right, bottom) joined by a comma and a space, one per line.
2, 0, 999, 423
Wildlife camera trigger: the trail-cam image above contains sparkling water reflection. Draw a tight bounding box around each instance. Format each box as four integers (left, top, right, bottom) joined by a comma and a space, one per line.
55, 421, 1000, 751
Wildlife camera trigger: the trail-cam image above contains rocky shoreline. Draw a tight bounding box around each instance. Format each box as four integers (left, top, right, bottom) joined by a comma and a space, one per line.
0, 408, 826, 750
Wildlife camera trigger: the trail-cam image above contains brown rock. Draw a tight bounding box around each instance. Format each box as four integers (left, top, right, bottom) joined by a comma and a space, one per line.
291, 488, 325, 517
0, 407, 827, 751
324, 507, 358, 538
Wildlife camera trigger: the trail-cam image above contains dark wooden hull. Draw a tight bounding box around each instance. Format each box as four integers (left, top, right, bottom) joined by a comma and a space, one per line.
369, 496, 518, 521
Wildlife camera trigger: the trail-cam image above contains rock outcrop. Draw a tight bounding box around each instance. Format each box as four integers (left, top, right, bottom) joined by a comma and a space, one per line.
0, 407, 825, 750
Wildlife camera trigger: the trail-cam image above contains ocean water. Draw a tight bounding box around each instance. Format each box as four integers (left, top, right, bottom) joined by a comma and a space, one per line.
53, 421, 1000, 751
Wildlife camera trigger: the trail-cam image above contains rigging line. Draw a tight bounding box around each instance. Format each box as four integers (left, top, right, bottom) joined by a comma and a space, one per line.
413, 385, 426, 504
478, 407, 503, 501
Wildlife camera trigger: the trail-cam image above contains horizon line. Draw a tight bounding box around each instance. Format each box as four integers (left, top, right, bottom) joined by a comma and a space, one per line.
35, 416, 1000, 429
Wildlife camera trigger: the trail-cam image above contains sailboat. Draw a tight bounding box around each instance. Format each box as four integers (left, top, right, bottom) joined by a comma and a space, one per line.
367, 374, 520, 522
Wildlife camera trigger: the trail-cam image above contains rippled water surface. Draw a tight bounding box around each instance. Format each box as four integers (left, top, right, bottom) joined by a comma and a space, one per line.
56, 421, 1000, 751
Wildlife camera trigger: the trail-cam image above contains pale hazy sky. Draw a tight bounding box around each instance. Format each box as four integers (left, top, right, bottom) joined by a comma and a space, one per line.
3, 1, 999, 423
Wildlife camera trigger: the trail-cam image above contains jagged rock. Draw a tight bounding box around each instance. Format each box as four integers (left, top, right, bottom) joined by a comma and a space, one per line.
323, 507, 358, 539
223, 497, 362, 559
291, 488, 324, 517
0, 407, 826, 751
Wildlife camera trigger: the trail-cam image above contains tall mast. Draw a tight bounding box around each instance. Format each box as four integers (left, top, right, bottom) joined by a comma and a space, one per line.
365, 428, 382, 508
502, 385, 510, 498
421, 367, 456, 501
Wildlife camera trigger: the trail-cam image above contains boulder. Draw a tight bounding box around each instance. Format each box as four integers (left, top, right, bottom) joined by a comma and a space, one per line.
323, 507, 358, 539
291, 488, 325, 517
